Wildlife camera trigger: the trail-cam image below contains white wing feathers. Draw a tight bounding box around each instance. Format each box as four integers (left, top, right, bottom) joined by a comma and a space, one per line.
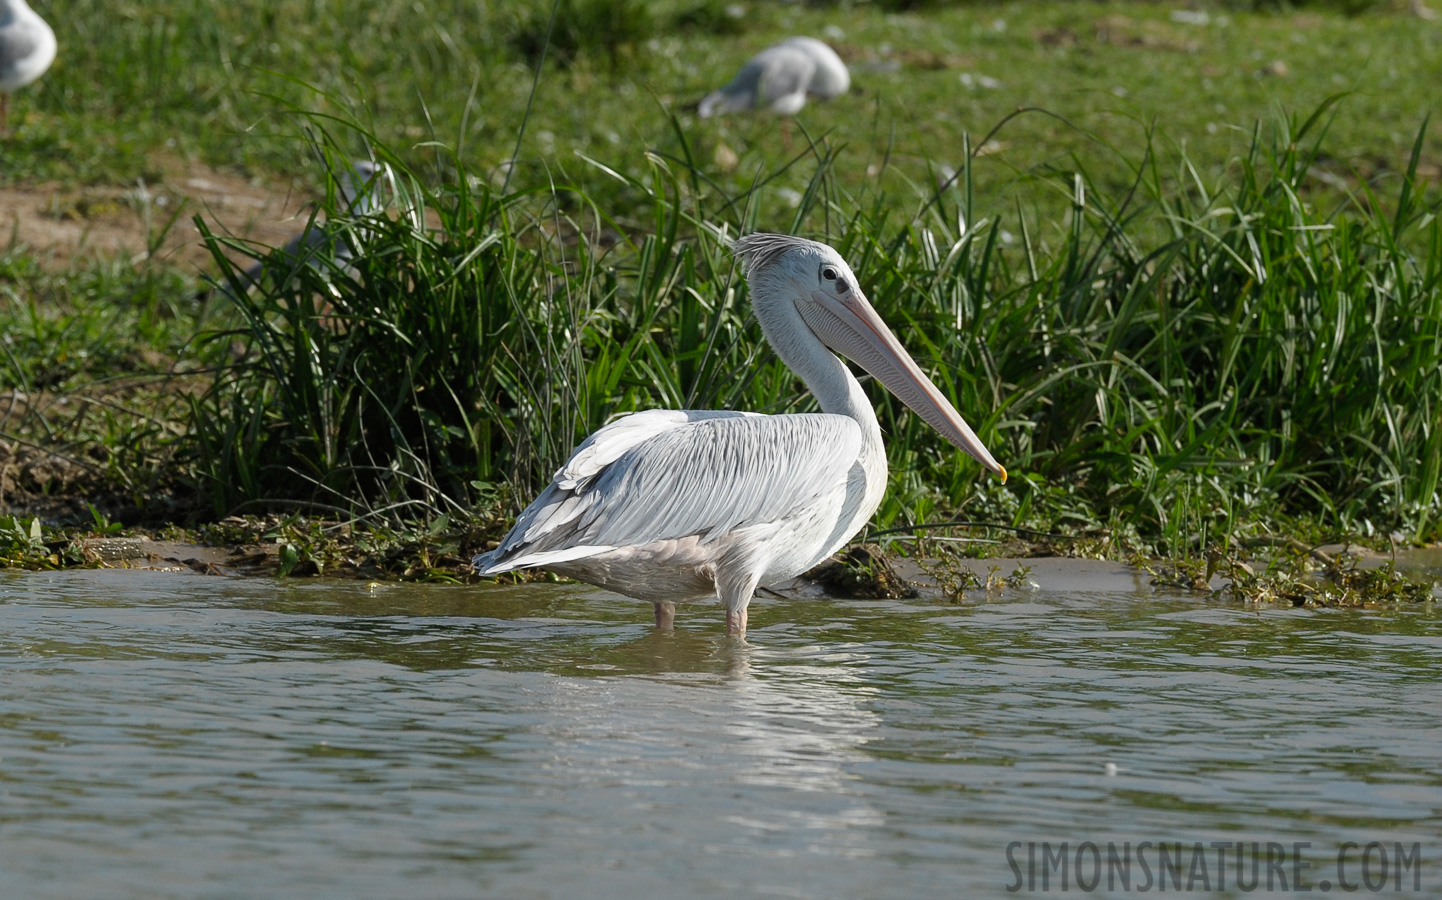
476, 411, 862, 574
553, 409, 737, 491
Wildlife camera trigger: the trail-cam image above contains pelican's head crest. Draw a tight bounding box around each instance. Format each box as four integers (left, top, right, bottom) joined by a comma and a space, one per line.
732, 232, 864, 319
732, 233, 834, 279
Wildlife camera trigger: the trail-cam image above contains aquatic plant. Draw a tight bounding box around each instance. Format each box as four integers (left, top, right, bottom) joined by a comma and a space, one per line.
0, 514, 92, 569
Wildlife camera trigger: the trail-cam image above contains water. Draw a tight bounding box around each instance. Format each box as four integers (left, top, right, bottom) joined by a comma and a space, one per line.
2, 568, 1439, 898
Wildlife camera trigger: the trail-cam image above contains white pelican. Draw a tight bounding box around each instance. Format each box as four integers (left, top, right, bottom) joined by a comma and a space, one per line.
473, 234, 1006, 636
699, 37, 850, 119
0, 0, 56, 133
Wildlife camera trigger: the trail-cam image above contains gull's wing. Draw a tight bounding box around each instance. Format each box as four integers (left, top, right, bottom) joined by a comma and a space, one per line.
228, 160, 380, 294
338, 160, 384, 216
475, 410, 863, 573
780, 37, 849, 98
0, 27, 41, 80
753, 46, 816, 108
231, 222, 338, 296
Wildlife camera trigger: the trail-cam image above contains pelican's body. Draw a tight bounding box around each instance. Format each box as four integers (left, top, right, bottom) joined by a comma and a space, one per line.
699, 37, 850, 118
475, 234, 1005, 635
482, 407, 882, 607
0, 0, 56, 132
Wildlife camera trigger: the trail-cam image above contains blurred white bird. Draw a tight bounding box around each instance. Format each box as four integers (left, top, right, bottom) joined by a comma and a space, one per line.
474, 234, 1005, 637
699, 37, 850, 119
0, 0, 56, 133
225, 159, 385, 298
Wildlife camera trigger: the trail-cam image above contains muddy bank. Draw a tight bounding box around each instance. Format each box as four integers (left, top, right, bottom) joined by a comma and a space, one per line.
57, 534, 1442, 608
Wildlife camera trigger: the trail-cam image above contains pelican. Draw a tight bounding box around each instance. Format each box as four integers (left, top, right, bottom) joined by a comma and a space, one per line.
474, 234, 1005, 636
699, 37, 850, 119
0, 0, 56, 133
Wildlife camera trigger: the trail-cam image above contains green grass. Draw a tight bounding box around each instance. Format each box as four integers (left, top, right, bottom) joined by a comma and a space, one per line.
2, 0, 1441, 568
0, 246, 224, 510
11, 0, 1441, 213
181, 99, 1442, 559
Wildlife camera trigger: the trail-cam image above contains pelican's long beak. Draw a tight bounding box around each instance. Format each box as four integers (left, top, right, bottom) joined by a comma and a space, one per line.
802, 288, 1007, 482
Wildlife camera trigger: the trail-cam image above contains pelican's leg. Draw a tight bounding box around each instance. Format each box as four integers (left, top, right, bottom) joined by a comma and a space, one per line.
717, 566, 760, 638
653, 601, 676, 630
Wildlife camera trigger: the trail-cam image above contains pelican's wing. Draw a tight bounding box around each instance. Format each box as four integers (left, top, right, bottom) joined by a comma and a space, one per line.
475, 411, 862, 573
552, 409, 724, 492
475, 409, 746, 571
699, 45, 816, 117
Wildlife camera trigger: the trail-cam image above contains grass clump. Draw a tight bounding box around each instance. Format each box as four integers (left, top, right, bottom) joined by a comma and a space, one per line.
189, 124, 771, 527
192, 147, 540, 519
179, 98, 1442, 566
931, 104, 1442, 553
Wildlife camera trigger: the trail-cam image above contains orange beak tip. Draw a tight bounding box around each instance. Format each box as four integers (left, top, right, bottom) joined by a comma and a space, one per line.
998, 465, 1008, 484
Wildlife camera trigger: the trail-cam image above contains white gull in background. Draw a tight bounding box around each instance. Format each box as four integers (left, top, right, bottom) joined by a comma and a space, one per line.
0, 0, 56, 133
223, 159, 385, 297
474, 234, 1005, 637
699, 37, 849, 119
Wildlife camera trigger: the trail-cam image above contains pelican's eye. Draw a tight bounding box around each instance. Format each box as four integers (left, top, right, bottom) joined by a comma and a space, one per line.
821, 266, 838, 282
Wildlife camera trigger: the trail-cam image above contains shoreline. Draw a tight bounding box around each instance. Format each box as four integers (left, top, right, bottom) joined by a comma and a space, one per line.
10, 530, 1435, 609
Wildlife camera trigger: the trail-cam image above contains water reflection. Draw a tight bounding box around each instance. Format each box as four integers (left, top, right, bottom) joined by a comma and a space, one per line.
2, 570, 1439, 899
720, 653, 886, 839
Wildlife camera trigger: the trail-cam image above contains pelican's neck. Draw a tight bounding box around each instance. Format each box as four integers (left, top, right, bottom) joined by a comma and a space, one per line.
795, 342, 876, 428
759, 300, 890, 546
755, 295, 884, 453
749, 280, 892, 548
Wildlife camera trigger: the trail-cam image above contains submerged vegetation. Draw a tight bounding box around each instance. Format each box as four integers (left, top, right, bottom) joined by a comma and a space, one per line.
1, 0, 1439, 600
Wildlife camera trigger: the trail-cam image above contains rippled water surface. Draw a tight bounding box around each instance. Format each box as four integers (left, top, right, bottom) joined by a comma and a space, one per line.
3, 569, 1440, 898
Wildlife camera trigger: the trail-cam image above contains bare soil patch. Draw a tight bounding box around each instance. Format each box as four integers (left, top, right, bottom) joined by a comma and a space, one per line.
1, 157, 321, 276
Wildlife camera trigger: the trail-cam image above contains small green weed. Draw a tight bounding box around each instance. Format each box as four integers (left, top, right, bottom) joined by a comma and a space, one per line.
0, 515, 88, 569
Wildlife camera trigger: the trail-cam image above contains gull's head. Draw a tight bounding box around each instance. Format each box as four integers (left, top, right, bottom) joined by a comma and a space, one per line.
733, 232, 1007, 482
335, 159, 386, 215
